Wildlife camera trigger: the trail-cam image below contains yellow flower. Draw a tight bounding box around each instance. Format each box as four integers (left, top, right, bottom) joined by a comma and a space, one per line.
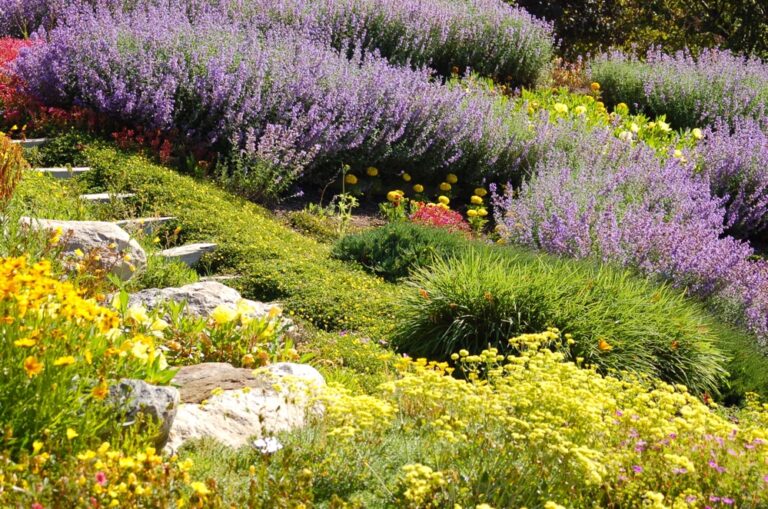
344, 173, 358, 185
470, 195, 483, 205
50, 227, 63, 246
615, 102, 629, 114
74, 248, 84, 258
402, 172, 412, 182
630, 122, 640, 133
658, 120, 671, 132
574, 105, 587, 115
267, 306, 283, 319
387, 190, 404, 203
467, 209, 478, 218
152, 236, 161, 244
477, 208, 488, 217
439, 182, 451, 191
590, 82, 600, 92
32, 441, 44, 453
437, 196, 450, 205
553, 103, 568, 114
211, 304, 238, 325
673, 149, 683, 158
413, 184, 424, 193
126, 305, 149, 324
66, 428, 79, 440
53, 356, 76, 367
190, 481, 211, 496
93, 381, 109, 400
23, 356, 43, 378
14, 338, 36, 347
474, 187, 487, 197
598, 339, 613, 352
446, 173, 458, 184
366, 166, 379, 177
692, 128, 703, 140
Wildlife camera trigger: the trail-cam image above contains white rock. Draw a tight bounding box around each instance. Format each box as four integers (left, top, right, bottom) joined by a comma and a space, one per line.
115, 216, 176, 234
80, 192, 136, 203
158, 242, 216, 266
127, 281, 278, 319
165, 362, 324, 452
33, 167, 91, 179
21, 218, 146, 281
12, 138, 48, 148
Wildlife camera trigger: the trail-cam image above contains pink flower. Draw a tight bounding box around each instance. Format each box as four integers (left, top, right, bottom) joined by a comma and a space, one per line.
95, 471, 107, 486
32, 503, 44, 509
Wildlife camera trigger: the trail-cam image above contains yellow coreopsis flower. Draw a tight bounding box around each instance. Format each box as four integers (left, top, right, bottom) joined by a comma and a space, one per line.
53, 356, 76, 367
23, 356, 43, 378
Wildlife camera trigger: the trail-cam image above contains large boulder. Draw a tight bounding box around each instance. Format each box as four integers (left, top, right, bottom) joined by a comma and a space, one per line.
165, 362, 324, 452
109, 379, 180, 448
127, 281, 282, 322
21, 218, 146, 280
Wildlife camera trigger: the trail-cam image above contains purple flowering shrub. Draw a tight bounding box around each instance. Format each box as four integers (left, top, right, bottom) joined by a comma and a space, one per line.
590, 48, 768, 128
697, 117, 768, 239
14, 1, 530, 193
493, 118, 768, 341
3, 0, 554, 87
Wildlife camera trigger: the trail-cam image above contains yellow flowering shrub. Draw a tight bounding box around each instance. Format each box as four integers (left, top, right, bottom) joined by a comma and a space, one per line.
0, 256, 172, 455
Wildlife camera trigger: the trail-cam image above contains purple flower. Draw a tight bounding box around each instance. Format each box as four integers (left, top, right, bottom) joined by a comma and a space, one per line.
708, 460, 726, 473
631, 465, 643, 473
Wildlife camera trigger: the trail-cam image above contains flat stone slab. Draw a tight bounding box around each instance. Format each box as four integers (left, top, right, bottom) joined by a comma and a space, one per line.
11, 138, 48, 149
33, 167, 91, 179
199, 274, 240, 282
158, 242, 217, 266
80, 192, 136, 203
115, 216, 176, 234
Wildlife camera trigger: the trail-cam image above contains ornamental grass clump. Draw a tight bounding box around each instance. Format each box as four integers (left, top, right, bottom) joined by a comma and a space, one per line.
0, 132, 26, 211
393, 248, 728, 395
591, 48, 768, 128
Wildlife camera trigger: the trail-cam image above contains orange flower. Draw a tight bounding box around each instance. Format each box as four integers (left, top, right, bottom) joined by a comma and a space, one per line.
23, 356, 44, 378
92, 381, 109, 400
598, 339, 613, 352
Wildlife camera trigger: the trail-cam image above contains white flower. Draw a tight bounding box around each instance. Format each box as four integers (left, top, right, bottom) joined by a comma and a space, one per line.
252, 437, 283, 454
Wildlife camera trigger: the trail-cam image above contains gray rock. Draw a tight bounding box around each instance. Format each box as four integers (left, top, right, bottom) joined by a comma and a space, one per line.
115, 216, 176, 234
109, 379, 180, 448
11, 138, 48, 149
127, 281, 279, 321
158, 242, 216, 267
21, 218, 146, 280
165, 362, 324, 451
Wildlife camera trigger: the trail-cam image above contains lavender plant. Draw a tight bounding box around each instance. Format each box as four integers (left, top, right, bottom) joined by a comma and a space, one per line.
15, 1, 531, 189
697, 116, 768, 239
3, 0, 554, 87
591, 48, 768, 128
493, 117, 768, 341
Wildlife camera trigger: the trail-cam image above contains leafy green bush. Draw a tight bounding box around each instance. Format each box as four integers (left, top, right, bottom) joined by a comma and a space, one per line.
393, 248, 731, 395
332, 223, 470, 281
81, 144, 398, 335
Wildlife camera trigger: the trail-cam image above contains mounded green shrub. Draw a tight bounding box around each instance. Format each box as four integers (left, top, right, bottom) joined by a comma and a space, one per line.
394, 248, 735, 396
80, 144, 398, 334
332, 222, 470, 281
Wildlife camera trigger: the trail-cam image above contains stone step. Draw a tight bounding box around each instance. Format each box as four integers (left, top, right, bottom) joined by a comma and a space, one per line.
12, 138, 49, 149
115, 216, 176, 234
33, 167, 91, 179
79, 192, 136, 204
199, 274, 241, 283
158, 243, 217, 267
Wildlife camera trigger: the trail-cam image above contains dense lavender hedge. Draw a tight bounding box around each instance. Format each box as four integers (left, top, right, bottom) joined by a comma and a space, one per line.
492, 117, 768, 342
698, 117, 768, 239
15, 1, 530, 185
590, 48, 768, 128
2, 0, 554, 86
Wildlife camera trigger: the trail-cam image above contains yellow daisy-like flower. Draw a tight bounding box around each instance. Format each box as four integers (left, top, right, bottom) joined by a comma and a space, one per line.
92, 381, 109, 400
190, 481, 211, 496
53, 356, 76, 367
14, 338, 36, 347
23, 356, 43, 378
